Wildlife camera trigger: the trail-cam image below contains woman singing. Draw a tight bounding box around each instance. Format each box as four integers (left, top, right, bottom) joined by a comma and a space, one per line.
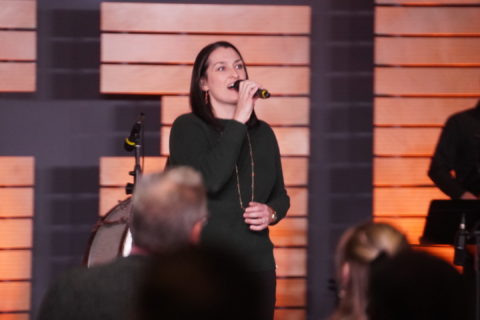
168, 41, 290, 319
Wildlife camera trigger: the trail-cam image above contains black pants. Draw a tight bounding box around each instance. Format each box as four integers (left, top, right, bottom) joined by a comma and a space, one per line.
251, 270, 277, 320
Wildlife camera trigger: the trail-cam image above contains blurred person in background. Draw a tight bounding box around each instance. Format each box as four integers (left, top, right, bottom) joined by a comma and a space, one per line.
37, 167, 207, 320
368, 250, 467, 320
329, 222, 409, 320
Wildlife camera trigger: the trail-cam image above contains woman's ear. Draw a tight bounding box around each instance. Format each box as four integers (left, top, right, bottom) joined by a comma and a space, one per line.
200, 77, 209, 91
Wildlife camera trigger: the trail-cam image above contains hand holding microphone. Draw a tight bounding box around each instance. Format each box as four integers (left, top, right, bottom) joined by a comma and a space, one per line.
228, 80, 271, 99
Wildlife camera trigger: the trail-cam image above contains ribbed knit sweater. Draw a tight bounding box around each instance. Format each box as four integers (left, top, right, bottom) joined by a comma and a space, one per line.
168, 113, 290, 271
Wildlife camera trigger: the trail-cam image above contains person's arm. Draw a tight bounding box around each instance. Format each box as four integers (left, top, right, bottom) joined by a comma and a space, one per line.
265, 127, 290, 224
243, 126, 290, 231
428, 116, 467, 199
169, 115, 247, 193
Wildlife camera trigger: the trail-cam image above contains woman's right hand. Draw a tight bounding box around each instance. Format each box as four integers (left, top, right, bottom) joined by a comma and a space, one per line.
233, 80, 260, 124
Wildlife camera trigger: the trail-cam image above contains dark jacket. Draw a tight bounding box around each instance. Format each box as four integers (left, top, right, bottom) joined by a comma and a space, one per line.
428, 102, 480, 199
37, 255, 149, 320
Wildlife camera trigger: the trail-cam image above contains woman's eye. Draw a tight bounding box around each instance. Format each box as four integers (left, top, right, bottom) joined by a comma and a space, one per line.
216, 66, 225, 71
235, 64, 244, 70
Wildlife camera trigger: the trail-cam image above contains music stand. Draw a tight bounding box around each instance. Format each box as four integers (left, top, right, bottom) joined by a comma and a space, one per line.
421, 199, 480, 320
421, 200, 480, 245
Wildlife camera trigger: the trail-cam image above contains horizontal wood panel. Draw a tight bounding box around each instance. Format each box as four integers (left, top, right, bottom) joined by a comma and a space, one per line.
0, 1, 36, 29
0, 188, 33, 217
270, 218, 307, 247
374, 127, 440, 156
0, 314, 29, 320
101, 65, 310, 95
99, 186, 307, 217
101, 65, 190, 95
282, 128, 313, 157
274, 127, 310, 156
0, 282, 30, 311
287, 187, 308, 216
161, 96, 310, 126
0, 251, 31, 280
99, 188, 129, 216
274, 309, 306, 320
282, 157, 308, 186
0, 31, 36, 61
374, 216, 426, 244
100, 156, 167, 186
274, 248, 306, 277
0, 157, 34, 186
101, 3, 311, 34
375, 97, 477, 126
375, 67, 480, 96
102, 34, 310, 65
276, 278, 306, 307
100, 156, 308, 187
376, 38, 480, 65
161, 126, 310, 156
0, 62, 35, 92
374, 157, 432, 186
0, 219, 32, 248
374, 187, 448, 216
376, 7, 480, 35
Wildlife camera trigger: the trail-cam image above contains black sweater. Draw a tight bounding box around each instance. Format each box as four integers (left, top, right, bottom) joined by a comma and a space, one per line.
168, 113, 290, 271
428, 104, 480, 199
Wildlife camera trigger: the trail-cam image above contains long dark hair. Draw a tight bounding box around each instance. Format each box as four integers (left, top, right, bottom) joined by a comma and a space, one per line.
190, 41, 258, 131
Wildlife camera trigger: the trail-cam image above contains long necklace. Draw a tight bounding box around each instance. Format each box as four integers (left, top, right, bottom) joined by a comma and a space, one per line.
235, 132, 254, 210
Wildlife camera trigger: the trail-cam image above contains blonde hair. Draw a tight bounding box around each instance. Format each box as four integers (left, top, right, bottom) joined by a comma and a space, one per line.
330, 222, 409, 320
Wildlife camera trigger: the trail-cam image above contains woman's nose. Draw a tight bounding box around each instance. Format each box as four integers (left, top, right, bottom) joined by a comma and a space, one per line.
231, 67, 241, 78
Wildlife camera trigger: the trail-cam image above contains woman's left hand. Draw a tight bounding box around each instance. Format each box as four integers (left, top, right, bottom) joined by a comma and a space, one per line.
243, 202, 275, 231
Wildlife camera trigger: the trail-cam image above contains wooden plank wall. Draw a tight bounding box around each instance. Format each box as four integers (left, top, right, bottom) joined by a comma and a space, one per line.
0, 0, 37, 92
0, 157, 35, 319
100, 3, 311, 319
374, 0, 480, 261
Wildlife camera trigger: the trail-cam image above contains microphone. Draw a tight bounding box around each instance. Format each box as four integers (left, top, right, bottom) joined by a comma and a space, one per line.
124, 113, 144, 152
228, 80, 271, 99
453, 213, 468, 266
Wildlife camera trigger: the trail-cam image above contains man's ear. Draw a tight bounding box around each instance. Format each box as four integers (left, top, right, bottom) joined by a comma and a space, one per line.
200, 77, 209, 92
190, 220, 204, 244
341, 262, 351, 286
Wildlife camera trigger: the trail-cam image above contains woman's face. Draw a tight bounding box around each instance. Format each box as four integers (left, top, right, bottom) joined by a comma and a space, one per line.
200, 46, 247, 108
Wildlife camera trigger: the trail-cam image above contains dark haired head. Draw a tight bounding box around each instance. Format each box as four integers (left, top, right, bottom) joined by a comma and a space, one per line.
190, 41, 258, 131
137, 246, 262, 320
368, 250, 467, 320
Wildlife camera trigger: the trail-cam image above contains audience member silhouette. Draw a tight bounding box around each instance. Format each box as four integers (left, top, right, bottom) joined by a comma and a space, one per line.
329, 222, 409, 320
37, 167, 208, 320
368, 250, 468, 320
135, 246, 262, 320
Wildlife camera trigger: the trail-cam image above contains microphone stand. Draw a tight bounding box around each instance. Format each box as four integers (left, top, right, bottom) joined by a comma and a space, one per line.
125, 114, 144, 195
126, 142, 143, 195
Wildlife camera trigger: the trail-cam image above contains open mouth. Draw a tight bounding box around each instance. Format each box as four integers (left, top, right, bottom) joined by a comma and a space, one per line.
228, 80, 241, 90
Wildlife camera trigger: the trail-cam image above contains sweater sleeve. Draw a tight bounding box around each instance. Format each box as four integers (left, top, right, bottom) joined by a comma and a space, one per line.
428, 116, 466, 199
169, 115, 247, 193
265, 126, 290, 224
